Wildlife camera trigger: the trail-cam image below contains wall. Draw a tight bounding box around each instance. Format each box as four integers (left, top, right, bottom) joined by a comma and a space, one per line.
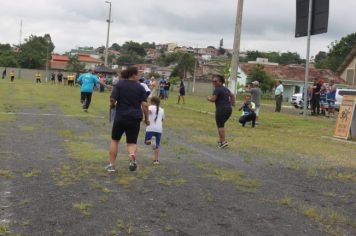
340, 57, 356, 85
0, 67, 72, 80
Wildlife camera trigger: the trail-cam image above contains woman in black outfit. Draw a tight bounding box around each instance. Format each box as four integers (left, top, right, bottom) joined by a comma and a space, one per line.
105, 67, 149, 172
207, 75, 235, 149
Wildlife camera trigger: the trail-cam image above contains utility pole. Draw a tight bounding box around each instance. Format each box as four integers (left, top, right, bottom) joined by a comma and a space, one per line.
230, 0, 244, 95
18, 20, 22, 80
303, 0, 313, 117
104, 1, 112, 67
192, 59, 198, 93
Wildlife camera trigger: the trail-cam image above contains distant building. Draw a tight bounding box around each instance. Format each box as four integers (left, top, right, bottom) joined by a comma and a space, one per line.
50, 54, 103, 71
240, 63, 346, 101
336, 46, 356, 86
69, 47, 100, 59
167, 43, 178, 52
248, 58, 279, 66
145, 48, 161, 60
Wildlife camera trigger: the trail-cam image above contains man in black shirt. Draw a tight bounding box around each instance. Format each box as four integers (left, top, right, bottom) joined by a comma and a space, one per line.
311, 78, 321, 115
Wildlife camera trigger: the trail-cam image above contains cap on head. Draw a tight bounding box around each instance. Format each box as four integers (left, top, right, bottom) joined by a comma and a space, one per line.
252, 81, 259, 86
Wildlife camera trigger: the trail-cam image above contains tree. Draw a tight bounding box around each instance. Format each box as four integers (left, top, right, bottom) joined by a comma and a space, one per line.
278, 52, 303, 65
247, 64, 275, 92
173, 53, 196, 78
18, 34, 55, 69
0, 44, 18, 67
66, 54, 85, 73
315, 32, 356, 71
121, 41, 146, 57
110, 43, 120, 51
117, 53, 144, 65
141, 42, 155, 49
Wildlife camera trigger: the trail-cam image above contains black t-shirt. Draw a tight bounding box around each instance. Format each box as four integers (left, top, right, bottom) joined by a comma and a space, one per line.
313, 83, 321, 95
179, 80, 185, 91
111, 80, 147, 121
165, 82, 171, 90
213, 86, 232, 109
57, 73, 63, 79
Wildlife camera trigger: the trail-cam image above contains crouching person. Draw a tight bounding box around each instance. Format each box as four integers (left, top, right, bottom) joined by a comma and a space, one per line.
238, 94, 256, 128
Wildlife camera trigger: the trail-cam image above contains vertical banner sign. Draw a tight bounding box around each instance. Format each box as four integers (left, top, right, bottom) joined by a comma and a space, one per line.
295, 0, 329, 37
334, 96, 356, 140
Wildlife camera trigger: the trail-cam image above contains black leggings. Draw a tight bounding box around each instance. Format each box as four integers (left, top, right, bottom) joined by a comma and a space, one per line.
239, 113, 256, 127
81, 92, 93, 109
215, 107, 232, 128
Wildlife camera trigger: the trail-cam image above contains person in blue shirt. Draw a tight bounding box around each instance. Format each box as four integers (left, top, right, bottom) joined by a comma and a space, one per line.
238, 94, 256, 128
77, 69, 107, 112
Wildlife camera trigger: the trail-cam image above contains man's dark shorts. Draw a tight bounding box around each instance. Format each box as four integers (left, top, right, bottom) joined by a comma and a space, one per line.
112, 119, 141, 144
215, 107, 232, 128
179, 89, 185, 96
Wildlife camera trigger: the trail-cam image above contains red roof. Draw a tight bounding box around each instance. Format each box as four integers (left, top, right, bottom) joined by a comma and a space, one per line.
51, 54, 103, 70
240, 63, 346, 84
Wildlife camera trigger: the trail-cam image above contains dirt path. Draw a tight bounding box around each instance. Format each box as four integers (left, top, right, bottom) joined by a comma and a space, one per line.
0, 105, 354, 236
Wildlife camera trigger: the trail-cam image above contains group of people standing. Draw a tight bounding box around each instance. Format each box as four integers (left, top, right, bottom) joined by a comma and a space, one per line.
307, 78, 336, 116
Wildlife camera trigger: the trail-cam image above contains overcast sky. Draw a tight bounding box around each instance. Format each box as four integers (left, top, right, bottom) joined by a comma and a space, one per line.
1, 0, 355, 58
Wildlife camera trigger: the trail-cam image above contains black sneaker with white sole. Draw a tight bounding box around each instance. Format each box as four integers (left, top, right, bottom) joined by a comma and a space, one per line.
218, 141, 229, 149
129, 161, 137, 171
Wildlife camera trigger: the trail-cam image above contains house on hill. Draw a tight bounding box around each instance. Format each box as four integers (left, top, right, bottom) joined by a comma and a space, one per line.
240, 63, 347, 101
50, 54, 103, 71
336, 46, 356, 87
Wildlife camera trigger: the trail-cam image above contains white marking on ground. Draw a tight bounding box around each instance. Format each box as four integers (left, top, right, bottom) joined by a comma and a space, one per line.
1, 112, 105, 119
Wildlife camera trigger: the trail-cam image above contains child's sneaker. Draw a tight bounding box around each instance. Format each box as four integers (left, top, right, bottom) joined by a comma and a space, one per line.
105, 164, 116, 173
153, 160, 160, 165
129, 161, 137, 171
218, 141, 228, 149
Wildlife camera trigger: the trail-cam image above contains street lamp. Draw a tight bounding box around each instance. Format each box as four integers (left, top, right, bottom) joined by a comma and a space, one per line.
104, 1, 112, 67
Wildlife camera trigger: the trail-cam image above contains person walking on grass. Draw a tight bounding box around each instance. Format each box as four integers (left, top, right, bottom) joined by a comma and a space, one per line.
35, 71, 41, 83
238, 94, 256, 128
250, 81, 261, 124
274, 80, 283, 112
177, 77, 186, 104
2, 68, 6, 79
105, 67, 149, 173
10, 70, 15, 82
77, 69, 107, 112
207, 75, 235, 149
144, 96, 164, 165
51, 72, 56, 84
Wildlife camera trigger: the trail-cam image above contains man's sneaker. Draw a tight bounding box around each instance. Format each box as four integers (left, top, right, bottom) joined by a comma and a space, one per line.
218, 141, 229, 149
105, 164, 116, 173
153, 160, 160, 165
129, 161, 137, 171
151, 137, 156, 150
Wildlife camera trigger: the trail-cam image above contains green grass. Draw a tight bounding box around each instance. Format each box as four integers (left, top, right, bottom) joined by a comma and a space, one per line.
22, 169, 41, 178
0, 170, 13, 179
0, 223, 10, 235
72, 202, 91, 217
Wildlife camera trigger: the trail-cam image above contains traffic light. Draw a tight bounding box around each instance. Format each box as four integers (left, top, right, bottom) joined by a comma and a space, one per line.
295, 0, 329, 37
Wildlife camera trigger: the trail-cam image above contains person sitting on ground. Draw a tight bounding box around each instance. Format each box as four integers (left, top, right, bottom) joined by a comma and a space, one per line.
238, 94, 256, 128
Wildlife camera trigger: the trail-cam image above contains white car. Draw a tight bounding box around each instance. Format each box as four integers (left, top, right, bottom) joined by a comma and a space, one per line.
291, 88, 356, 111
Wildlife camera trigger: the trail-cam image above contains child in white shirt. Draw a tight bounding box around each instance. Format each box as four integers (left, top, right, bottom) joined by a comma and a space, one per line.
144, 97, 164, 164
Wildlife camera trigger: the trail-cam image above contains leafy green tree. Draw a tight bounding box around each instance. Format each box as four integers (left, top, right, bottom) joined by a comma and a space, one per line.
278, 52, 303, 65
247, 64, 275, 92
0, 44, 18, 67
121, 41, 146, 57
18, 34, 54, 69
168, 76, 180, 91
315, 33, 356, 71
141, 42, 155, 49
173, 53, 196, 78
110, 43, 120, 51
66, 54, 85, 73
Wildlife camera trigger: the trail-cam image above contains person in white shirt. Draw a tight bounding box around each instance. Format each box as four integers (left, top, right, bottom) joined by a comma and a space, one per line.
139, 77, 151, 98
144, 96, 164, 164
274, 80, 284, 112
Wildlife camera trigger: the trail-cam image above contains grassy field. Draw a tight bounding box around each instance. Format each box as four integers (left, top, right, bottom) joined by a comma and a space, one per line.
1, 79, 356, 235
1, 80, 355, 171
